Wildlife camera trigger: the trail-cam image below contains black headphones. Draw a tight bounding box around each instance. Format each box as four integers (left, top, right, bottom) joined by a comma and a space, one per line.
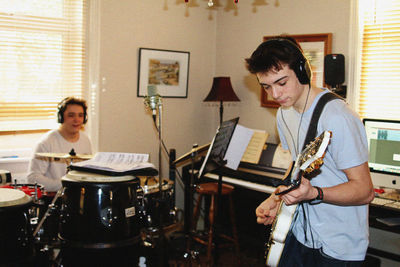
265, 38, 312, 85
57, 97, 88, 124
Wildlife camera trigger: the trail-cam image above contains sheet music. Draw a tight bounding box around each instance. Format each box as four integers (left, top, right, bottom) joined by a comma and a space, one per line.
224, 125, 254, 170
271, 144, 292, 169
71, 152, 154, 172
241, 131, 269, 164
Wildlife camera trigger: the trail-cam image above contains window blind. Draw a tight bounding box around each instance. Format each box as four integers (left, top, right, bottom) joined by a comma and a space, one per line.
358, 0, 400, 119
0, 0, 87, 131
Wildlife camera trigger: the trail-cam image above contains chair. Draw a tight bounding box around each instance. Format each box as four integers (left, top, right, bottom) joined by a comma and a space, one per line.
191, 182, 240, 263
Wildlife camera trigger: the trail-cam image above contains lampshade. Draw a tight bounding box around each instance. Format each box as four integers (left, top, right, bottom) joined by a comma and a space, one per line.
203, 77, 240, 102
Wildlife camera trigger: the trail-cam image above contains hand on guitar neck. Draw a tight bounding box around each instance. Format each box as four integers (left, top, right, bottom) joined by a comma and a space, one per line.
277, 177, 319, 206
255, 130, 331, 226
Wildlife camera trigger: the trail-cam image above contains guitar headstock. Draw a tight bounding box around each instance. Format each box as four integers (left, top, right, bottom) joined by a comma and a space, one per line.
277, 131, 332, 195
296, 130, 332, 174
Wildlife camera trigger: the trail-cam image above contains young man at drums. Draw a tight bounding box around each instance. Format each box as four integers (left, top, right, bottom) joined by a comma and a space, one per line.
27, 97, 92, 192
245, 37, 374, 266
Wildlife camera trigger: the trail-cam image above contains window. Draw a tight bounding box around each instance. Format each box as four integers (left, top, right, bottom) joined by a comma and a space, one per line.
0, 0, 87, 132
351, 0, 400, 119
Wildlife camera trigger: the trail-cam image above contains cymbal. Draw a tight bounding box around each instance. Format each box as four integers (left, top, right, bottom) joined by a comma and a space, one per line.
35, 153, 92, 163
172, 143, 210, 167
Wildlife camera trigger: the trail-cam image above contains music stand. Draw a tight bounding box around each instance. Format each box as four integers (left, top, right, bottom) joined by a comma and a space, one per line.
198, 117, 239, 262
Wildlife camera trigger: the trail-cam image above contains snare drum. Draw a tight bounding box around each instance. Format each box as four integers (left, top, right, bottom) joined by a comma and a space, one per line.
59, 171, 141, 249
0, 183, 52, 244
139, 177, 177, 228
1, 183, 44, 200
0, 188, 34, 264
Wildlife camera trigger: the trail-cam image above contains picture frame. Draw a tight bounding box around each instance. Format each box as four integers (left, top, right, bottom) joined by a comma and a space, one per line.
261, 33, 332, 108
137, 48, 190, 98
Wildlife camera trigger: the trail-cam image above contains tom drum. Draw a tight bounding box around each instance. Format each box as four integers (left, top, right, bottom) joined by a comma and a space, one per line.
59, 171, 141, 249
139, 176, 177, 228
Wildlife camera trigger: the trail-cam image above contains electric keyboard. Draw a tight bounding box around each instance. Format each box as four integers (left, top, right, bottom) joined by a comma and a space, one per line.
199, 142, 290, 194
204, 173, 276, 194
371, 197, 400, 210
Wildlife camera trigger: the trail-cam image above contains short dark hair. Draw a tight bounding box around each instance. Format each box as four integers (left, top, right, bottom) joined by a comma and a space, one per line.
57, 97, 88, 124
245, 35, 305, 72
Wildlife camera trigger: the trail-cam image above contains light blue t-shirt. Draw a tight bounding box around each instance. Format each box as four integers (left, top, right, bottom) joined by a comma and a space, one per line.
276, 89, 369, 261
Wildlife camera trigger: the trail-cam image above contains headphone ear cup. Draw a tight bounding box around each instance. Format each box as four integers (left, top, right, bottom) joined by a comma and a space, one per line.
57, 104, 64, 123
296, 59, 311, 85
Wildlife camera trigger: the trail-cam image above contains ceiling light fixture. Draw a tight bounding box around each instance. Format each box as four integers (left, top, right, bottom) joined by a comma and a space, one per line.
185, 0, 238, 5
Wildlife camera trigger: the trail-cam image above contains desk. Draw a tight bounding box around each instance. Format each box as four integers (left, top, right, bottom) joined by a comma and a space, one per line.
368, 201, 400, 265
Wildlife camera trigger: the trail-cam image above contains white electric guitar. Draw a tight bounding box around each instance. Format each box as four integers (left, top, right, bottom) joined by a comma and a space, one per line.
265, 130, 332, 267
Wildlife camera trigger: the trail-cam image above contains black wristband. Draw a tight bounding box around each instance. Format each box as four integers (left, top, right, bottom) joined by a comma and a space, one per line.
314, 186, 323, 201
310, 186, 323, 205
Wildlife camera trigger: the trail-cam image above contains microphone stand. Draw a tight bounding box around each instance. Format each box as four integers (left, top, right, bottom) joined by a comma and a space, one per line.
155, 100, 168, 267
145, 95, 200, 265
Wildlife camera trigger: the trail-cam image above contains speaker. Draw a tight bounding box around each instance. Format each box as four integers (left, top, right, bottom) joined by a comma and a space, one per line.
324, 54, 345, 86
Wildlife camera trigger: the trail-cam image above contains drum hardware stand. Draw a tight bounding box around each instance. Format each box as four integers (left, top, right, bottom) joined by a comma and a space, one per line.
184, 144, 202, 261
29, 183, 41, 226
33, 188, 63, 243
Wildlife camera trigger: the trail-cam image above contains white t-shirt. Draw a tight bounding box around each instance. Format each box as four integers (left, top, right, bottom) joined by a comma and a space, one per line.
276, 89, 369, 261
27, 129, 92, 192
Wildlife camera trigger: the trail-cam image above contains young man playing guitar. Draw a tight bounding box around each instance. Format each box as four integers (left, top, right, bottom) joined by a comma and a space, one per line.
246, 37, 375, 266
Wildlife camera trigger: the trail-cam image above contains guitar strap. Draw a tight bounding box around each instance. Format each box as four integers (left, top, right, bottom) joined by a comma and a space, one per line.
297, 91, 342, 246
301, 91, 342, 150
279, 91, 341, 187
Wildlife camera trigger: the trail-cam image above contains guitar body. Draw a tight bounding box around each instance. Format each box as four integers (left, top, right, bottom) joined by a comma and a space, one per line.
265, 202, 297, 267
264, 130, 332, 267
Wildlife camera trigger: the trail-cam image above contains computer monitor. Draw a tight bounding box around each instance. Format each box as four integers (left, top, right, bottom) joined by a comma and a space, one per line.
363, 118, 400, 190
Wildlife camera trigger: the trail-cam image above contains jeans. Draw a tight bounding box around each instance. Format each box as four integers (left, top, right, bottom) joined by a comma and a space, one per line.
277, 232, 364, 267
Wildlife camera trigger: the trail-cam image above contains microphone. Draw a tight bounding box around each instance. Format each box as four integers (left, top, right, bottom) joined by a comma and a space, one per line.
144, 85, 162, 120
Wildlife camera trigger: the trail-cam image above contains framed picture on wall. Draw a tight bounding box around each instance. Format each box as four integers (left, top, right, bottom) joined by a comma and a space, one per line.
261, 33, 332, 108
137, 48, 190, 98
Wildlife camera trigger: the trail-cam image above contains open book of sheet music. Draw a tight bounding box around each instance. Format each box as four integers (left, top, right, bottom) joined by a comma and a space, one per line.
69, 152, 158, 176
199, 118, 269, 177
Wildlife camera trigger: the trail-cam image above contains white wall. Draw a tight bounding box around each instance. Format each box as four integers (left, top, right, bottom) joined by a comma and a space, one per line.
96, 0, 350, 171
97, 0, 219, 174
0, 0, 351, 202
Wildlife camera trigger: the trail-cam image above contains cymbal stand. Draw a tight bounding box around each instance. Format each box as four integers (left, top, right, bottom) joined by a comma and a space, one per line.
183, 144, 201, 260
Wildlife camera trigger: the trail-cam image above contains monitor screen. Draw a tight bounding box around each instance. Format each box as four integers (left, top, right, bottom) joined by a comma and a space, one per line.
363, 118, 400, 189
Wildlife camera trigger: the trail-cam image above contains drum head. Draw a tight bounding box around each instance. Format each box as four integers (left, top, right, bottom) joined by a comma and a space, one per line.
1, 184, 44, 199
0, 188, 32, 207
62, 170, 136, 183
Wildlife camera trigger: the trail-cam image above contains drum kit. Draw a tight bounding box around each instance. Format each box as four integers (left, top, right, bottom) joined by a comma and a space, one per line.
0, 153, 180, 266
